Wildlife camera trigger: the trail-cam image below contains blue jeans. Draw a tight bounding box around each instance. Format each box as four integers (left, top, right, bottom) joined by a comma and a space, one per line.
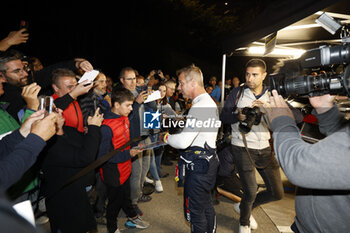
154, 146, 164, 175
130, 138, 151, 205
149, 149, 160, 181
231, 145, 284, 226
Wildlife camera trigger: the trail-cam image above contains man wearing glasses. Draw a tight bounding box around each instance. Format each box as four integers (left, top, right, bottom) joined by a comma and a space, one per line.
119, 67, 157, 217
165, 79, 177, 109
0, 49, 94, 122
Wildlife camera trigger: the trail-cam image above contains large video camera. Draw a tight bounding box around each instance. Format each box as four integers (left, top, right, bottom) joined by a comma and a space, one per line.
269, 19, 350, 98
269, 44, 350, 98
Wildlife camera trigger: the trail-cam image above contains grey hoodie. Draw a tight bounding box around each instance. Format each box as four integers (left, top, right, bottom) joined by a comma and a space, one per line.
270, 105, 350, 233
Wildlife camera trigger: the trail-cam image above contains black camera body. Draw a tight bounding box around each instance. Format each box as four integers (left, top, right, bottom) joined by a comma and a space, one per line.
269, 43, 350, 98
239, 106, 262, 134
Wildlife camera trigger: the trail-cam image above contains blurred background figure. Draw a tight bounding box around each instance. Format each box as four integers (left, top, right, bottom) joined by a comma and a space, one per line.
232, 76, 240, 88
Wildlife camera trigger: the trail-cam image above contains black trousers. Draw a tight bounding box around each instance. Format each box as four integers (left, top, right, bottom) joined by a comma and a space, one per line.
231, 145, 284, 226
183, 154, 219, 233
94, 172, 107, 217
106, 178, 137, 233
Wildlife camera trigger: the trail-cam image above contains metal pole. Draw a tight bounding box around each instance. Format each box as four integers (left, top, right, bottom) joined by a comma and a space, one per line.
221, 54, 226, 110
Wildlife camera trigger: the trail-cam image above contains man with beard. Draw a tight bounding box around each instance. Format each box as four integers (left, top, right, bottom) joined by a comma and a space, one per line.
0, 49, 93, 122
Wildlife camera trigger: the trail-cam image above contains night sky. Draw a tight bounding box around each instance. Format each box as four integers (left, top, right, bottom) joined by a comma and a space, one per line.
0, 0, 316, 83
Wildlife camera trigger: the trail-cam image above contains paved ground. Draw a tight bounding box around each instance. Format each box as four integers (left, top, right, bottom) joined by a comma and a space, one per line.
36, 161, 295, 233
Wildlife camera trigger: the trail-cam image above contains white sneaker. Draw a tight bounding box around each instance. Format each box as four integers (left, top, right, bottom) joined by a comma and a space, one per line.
35, 215, 49, 225
114, 229, 120, 233
233, 202, 240, 213
233, 203, 258, 230
250, 215, 258, 230
145, 177, 154, 184
155, 180, 163, 193
239, 225, 251, 233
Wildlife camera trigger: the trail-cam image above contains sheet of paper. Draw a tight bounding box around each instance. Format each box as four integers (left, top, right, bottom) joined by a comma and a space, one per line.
13, 200, 35, 226
78, 70, 99, 84
144, 90, 161, 103
133, 141, 167, 150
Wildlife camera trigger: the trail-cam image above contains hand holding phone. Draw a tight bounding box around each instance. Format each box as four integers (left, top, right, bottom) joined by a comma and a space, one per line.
19, 20, 29, 32
39, 96, 54, 114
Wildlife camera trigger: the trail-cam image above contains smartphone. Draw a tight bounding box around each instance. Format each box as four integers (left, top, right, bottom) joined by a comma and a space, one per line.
39, 96, 53, 114
19, 20, 29, 32
136, 85, 148, 93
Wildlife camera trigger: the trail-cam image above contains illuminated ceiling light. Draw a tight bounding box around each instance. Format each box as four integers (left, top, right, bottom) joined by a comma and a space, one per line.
281, 24, 321, 31
248, 46, 305, 58
315, 11, 350, 20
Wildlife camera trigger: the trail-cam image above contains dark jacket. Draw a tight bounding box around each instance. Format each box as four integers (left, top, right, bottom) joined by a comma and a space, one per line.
98, 111, 132, 187
42, 125, 100, 233
0, 190, 44, 233
79, 91, 111, 126
0, 130, 46, 189
42, 93, 101, 233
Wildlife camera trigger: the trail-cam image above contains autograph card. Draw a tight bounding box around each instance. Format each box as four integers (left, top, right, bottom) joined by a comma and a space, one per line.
144, 90, 161, 103
78, 70, 99, 84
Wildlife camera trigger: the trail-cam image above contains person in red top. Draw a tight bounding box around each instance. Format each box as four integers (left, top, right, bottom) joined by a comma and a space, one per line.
42, 68, 104, 233
51, 68, 93, 132
98, 87, 149, 233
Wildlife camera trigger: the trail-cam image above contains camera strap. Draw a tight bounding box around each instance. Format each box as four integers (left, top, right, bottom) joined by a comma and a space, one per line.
232, 85, 244, 113
240, 132, 273, 169
45, 135, 147, 200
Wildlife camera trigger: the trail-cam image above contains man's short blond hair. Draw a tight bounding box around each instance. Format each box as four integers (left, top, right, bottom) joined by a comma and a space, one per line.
176, 64, 204, 87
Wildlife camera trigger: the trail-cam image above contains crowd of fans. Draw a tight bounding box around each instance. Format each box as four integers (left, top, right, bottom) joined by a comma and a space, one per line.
0, 26, 240, 233
1, 25, 349, 233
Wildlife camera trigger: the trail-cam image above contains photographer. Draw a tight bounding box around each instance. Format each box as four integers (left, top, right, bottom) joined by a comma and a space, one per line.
264, 90, 350, 233
220, 58, 286, 233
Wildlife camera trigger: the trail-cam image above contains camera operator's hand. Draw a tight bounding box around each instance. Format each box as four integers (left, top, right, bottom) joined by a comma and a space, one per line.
135, 91, 148, 104
264, 90, 294, 123
69, 80, 93, 99
21, 82, 41, 110
87, 108, 104, 127
252, 99, 269, 114
31, 112, 60, 141
309, 94, 335, 114
237, 108, 246, 122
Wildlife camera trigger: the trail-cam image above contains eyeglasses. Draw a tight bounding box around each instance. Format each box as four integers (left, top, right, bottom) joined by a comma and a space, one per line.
166, 86, 176, 91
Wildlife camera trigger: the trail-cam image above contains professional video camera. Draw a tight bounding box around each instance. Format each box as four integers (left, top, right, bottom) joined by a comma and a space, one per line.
269, 45, 350, 97
269, 15, 350, 98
